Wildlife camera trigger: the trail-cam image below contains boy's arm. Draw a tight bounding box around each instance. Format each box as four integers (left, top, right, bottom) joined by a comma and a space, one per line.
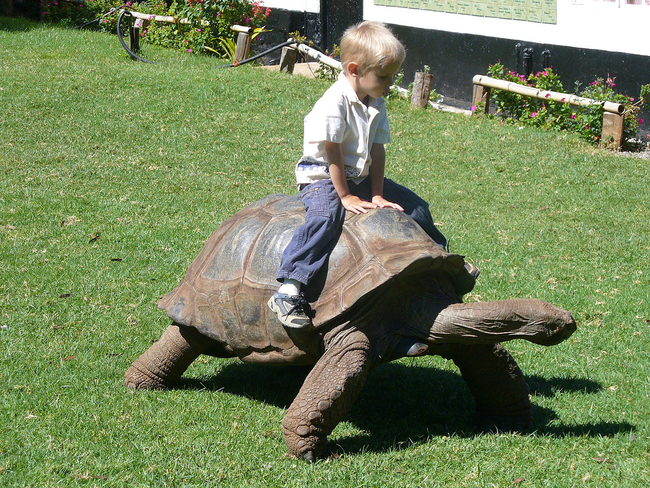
369, 143, 404, 211
325, 141, 377, 215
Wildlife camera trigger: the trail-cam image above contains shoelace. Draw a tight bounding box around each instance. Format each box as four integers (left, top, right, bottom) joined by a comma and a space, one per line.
287, 293, 313, 318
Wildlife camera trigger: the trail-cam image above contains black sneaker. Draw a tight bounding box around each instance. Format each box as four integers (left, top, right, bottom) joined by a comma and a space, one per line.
268, 292, 313, 329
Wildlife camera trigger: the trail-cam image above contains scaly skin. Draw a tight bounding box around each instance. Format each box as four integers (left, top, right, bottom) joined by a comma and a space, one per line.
124, 324, 209, 389
281, 329, 371, 461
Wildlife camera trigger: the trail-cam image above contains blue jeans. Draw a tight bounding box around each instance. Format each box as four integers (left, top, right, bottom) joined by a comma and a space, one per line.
276, 177, 447, 287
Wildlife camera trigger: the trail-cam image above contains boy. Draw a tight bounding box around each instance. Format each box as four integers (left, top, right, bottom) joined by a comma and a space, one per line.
268, 21, 449, 329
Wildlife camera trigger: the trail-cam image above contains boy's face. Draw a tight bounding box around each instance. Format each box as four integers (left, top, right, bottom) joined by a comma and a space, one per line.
348, 60, 402, 101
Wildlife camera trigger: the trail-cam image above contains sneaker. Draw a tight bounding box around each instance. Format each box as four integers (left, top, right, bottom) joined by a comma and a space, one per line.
268, 292, 313, 329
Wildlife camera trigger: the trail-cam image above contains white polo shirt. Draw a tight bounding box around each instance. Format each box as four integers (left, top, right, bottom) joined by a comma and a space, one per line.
294, 72, 391, 186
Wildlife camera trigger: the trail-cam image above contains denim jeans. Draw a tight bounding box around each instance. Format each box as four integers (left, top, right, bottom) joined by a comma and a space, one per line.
276, 177, 447, 287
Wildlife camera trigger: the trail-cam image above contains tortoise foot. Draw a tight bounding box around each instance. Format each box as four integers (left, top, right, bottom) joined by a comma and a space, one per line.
124, 363, 173, 390
283, 428, 327, 461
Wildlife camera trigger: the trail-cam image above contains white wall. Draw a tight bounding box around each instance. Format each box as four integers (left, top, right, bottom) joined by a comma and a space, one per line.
365, 0, 648, 56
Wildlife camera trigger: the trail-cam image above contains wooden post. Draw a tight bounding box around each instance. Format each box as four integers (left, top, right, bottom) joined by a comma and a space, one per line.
129, 18, 144, 53
472, 84, 491, 115
279, 46, 297, 74
234, 32, 252, 63
411, 72, 434, 108
602, 112, 624, 149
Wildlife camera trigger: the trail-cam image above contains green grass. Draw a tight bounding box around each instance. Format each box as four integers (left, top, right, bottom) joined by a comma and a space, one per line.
1, 19, 649, 486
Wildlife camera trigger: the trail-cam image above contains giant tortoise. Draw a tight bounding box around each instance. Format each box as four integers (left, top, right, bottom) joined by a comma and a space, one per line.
125, 194, 576, 461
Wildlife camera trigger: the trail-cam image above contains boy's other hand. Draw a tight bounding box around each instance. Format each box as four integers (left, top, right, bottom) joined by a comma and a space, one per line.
371, 195, 404, 212
341, 194, 378, 214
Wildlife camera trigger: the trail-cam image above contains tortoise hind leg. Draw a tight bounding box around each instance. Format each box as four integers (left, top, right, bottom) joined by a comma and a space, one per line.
441, 343, 533, 432
125, 323, 210, 389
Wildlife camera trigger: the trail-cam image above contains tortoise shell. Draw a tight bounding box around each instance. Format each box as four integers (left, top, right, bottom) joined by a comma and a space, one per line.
158, 194, 467, 363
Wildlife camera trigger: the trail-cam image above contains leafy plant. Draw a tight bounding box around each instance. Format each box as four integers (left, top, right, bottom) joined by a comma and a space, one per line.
41, 0, 271, 58
314, 43, 341, 81
384, 70, 405, 100
204, 35, 236, 60
484, 62, 649, 150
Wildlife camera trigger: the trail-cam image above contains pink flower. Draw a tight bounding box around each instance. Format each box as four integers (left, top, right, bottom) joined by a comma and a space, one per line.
531, 112, 537, 117
630, 97, 634, 101
197, 28, 201, 32
639, 119, 645, 124
188, 49, 192, 53
571, 114, 576, 119
471, 105, 477, 112
545, 93, 551, 98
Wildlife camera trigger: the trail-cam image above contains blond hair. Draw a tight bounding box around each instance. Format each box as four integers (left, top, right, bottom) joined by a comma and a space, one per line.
340, 21, 406, 75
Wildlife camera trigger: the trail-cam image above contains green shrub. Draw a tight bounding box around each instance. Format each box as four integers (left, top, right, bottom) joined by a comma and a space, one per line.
483, 62, 649, 150
41, 0, 271, 57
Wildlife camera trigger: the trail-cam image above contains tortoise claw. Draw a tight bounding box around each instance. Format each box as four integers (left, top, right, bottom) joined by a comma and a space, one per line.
302, 451, 316, 463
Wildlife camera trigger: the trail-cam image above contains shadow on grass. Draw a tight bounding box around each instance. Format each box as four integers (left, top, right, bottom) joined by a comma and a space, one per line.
0, 17, 38, 32
177, 360, 633, 456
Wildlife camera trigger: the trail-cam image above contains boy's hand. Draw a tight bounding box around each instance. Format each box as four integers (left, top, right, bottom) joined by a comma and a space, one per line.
371, 195, 404, 212
341, 194, 377, 214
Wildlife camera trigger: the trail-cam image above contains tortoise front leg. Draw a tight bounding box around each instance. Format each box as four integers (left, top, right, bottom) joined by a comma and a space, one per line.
125, 323, 209, 389
440, 342, 533, 432
282, 329, 371, 461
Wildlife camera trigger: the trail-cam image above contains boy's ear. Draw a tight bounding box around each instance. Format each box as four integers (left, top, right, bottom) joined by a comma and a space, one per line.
347, 62, 360, 77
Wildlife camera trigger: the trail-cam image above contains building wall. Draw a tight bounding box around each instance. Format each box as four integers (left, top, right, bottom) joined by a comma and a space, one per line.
262, 0, 649, 110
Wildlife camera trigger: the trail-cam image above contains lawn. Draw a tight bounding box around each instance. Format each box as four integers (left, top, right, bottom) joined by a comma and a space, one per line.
1, 17, 649, 486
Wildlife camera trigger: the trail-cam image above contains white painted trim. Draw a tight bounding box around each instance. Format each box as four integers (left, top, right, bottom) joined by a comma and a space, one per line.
262, 0, 320, 14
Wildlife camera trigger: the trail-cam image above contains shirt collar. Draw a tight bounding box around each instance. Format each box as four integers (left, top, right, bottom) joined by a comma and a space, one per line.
337, 72, 382, 110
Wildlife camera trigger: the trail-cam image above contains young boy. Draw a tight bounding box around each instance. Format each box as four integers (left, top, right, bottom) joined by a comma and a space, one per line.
268, 21, 449, 329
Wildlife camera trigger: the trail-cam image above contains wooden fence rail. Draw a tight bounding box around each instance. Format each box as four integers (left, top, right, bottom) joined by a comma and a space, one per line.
472, 75, 626, 148
120, 10, 344, 69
